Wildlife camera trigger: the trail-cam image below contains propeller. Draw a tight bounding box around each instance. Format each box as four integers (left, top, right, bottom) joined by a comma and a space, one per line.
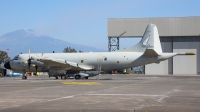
35, 66, 38, 75
27, 49, 36, 72
26, 49, 42, 73
28, 49, 31, 72
28, 58, 31, 72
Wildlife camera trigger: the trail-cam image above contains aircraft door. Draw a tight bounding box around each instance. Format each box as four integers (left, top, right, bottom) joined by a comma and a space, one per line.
97, 54, 103, 74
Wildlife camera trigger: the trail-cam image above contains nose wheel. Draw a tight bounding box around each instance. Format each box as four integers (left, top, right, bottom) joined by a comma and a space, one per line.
22, 76, 27, 80
22, 69, 27, 80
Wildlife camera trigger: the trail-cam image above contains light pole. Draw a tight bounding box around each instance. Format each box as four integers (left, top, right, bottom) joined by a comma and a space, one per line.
6, 49, 12, 76
6, 49, 9, 58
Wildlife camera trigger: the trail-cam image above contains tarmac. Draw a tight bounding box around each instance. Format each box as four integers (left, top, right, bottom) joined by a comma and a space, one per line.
0, 74, 200, 112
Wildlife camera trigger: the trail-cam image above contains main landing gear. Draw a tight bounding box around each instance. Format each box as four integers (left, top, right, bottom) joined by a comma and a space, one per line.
61, 75, 68, 80
75, 74, 81, 80
54, 74, 68, 80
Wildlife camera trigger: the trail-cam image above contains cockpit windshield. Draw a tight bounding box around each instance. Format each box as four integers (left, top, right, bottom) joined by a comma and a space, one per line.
13, 55, 19, 60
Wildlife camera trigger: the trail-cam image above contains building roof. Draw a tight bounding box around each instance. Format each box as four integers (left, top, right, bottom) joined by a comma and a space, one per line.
108, 17, 200, 37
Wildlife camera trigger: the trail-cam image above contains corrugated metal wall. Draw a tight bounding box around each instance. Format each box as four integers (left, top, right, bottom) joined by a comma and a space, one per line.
173, 42, 198, 75
108, 17, 200, 37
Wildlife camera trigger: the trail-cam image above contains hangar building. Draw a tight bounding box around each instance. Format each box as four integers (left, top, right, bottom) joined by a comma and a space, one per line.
108, 17, 200, 75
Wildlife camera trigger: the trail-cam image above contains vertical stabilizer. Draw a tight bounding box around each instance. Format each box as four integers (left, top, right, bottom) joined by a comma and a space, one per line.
116, 24, 162, 53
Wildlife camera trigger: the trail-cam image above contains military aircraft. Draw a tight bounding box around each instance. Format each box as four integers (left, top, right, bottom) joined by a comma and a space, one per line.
4, 24, 195, 79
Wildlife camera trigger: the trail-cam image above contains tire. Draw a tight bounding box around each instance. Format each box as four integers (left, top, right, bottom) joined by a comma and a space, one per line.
61, 75, 67, 80
22, 76, 27, 80
55, 76, 58, 79
84, 77, 88, 79
75, 75, 81, 79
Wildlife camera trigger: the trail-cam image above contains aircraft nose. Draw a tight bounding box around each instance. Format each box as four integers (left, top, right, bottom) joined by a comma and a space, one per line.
4, 61, 11, 69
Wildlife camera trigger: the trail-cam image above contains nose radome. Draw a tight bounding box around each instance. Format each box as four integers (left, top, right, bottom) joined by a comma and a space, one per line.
4, 62, 11, 69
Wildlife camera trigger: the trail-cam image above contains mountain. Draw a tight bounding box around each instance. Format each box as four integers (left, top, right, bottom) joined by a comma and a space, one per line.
0, 29, 106, 58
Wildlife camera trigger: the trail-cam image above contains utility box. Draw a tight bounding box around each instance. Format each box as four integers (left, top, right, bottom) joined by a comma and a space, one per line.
5, 69, 13, 77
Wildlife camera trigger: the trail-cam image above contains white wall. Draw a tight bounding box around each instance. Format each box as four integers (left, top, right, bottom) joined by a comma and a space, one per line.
145, 60, 168, 75
173, 42, 198, 75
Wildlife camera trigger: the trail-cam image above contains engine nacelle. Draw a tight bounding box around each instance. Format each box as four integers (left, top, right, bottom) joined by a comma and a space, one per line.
31, 60, 44, 66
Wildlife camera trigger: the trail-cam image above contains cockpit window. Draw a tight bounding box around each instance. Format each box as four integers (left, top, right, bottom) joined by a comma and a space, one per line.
13, 55, 19, 60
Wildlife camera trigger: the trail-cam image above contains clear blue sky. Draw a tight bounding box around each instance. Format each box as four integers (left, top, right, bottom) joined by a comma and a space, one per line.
0, 0, 199, 50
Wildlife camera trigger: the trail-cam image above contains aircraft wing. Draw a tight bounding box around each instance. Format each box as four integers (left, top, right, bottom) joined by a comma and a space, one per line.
39, 58, 93, 70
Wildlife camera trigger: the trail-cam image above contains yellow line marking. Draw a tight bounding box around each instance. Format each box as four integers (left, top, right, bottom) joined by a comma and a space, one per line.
61, 81, 100, 85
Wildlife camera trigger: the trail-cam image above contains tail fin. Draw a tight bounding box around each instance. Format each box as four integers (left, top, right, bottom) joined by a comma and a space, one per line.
116, 24, 162, 53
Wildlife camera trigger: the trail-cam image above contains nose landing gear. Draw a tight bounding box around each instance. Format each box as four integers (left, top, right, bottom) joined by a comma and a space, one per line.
22, 69, 27, 80
22, 75, 27, 79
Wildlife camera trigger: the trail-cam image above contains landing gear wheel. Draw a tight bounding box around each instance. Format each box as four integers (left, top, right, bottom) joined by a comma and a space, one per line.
61, 75, 67, 80
84, 77, 88, 79
61, 75, 64, 79
75, 75, 81, 80
55, 76, 58, 79
22, 76, 27, 80
64, 75, 68, 80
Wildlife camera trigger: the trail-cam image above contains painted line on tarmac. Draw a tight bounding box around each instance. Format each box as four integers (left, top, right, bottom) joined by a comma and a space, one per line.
86, 94, 163, 97
156, 89, 181, 102
48, 95, 76, 102
61, 81, 100, 85
47, 78, 160, 102
0, 86, 63, 95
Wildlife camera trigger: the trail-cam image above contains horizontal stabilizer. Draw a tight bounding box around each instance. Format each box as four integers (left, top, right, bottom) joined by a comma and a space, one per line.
143, 49, 159, 57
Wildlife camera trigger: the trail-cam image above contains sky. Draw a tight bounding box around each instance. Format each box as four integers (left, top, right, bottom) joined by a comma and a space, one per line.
0, 0, 200, 50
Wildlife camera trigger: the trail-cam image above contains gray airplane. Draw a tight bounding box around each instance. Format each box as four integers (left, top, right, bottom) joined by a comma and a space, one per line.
4, 24, 194, 79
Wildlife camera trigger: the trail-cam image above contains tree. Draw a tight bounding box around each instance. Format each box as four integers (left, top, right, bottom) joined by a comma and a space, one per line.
63, 47, 77, 53
0, 50, 10, 66
79, 50, 83, 53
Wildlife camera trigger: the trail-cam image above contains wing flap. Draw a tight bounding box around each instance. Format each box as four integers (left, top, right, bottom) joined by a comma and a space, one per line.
39, 58, 67, 66
78, 65, 93, 70
66, 61, 78, 67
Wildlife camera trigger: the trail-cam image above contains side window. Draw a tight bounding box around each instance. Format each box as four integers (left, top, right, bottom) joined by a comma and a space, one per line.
81, 60, 84, 63
104, 57, 107, 61
13, 55, 19, 60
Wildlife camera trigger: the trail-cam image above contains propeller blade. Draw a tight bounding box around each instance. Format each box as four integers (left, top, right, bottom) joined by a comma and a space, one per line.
28, 58, 31, 72
28, 49, 31, 72
35, 66, 38, 75
28, 49, 30, 58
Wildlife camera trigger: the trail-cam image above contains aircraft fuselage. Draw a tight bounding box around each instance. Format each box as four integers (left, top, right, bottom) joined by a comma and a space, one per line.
9, 52, 176, 73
